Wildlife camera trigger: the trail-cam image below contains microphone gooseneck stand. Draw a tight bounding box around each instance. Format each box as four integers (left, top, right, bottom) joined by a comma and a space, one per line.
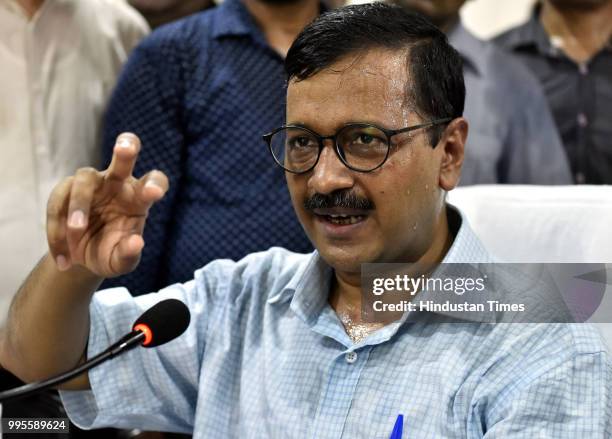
0, 330, 145, 403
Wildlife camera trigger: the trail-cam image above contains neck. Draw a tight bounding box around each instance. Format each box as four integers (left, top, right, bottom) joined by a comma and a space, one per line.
541, 1, 612, 62
330, 206, 454, 324
242, 0, 319, 58
16, 0, 44, 19
132, 0, 210, 29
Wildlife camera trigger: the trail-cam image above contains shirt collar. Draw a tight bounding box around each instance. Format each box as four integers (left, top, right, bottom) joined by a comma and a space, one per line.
447, 21, 483, 76
414, 204, 497, 323
501, 3, 574, 58
269, 204, 494, 325
0, 0, 23, 16
441, 203, 492, 264
212, 0, 328, 45
212, 0, 263, 40
0, 0, 51, 22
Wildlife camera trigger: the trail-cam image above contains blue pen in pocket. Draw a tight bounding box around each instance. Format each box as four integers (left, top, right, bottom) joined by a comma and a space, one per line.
389, 414, 403, 439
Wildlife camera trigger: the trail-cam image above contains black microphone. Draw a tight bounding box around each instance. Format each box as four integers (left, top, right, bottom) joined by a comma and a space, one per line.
0, 298, 190, 403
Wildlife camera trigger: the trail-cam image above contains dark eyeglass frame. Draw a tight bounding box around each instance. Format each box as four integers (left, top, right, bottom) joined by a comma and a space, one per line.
263, 118, 453, 174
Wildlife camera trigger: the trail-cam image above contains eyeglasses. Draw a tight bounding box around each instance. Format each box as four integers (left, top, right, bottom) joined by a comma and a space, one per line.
263, 119, 452, 174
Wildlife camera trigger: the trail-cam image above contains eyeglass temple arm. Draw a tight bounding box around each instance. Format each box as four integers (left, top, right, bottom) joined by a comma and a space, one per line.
391, 117, 453, 136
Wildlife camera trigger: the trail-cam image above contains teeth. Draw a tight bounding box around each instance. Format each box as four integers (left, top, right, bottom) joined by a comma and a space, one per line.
327, 215, 363, 225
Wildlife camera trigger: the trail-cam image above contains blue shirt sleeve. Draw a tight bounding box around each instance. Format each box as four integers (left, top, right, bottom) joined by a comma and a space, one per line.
58, 250, 286, 433
100, 30, 188, 294
59, 267, 221, 432
482, 352, 611, 437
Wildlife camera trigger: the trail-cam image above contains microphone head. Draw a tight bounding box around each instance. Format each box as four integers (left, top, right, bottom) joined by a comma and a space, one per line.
132, 299, 191, 348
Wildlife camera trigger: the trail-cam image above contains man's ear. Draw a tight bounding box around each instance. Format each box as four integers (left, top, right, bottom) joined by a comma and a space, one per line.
437, 117, 468, 191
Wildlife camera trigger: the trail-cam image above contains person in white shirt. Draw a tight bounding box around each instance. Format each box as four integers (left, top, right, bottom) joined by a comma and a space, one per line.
0, 0, 148, 323
0, 0, 148, 427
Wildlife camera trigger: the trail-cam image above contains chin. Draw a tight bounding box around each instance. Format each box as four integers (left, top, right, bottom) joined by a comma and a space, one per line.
317, 244, 377, 274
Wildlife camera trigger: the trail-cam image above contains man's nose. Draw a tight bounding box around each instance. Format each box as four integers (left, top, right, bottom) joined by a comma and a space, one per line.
307, 142, 355, 195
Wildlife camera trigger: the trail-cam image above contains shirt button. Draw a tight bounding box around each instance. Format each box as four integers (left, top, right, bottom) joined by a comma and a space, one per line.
575, 172, 586, 184
579, 63, 589, 75
345, 351, 358, 364
577, 113, 588, 128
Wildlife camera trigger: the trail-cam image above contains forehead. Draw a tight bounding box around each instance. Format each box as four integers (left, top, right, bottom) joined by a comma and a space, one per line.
286, 49, 412, 130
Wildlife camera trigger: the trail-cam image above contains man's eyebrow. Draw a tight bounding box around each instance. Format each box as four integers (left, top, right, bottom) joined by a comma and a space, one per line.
285, 121, 309, 128
286, 120, 403, 131
284, 122, 322, 133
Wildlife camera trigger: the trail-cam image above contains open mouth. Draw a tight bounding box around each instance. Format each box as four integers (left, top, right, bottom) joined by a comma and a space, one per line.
322, 214, 366, 225
312, 208, 370, 227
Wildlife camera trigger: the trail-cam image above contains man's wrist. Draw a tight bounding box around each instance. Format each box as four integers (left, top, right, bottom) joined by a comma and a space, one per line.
43, 254, 104, 293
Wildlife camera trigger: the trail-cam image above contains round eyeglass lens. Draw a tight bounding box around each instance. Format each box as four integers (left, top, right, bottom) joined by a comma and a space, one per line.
337, 124, 389, 171
270, 127, 320, 173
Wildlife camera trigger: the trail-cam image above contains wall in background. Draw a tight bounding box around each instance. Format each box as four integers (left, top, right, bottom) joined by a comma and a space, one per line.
461, 0, 537, 39
348, 0, 539, 40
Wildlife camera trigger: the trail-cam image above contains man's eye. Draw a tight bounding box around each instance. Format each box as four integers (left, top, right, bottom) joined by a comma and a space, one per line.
352, 132, 385, 146
289, 136, 315, 148
357, 134, 374, 144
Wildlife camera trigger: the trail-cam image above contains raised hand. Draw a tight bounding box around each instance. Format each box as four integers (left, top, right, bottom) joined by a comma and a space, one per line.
46, 133, 169, 278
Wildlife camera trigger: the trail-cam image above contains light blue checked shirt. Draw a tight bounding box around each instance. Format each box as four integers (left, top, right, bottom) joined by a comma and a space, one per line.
60, 207, 611, 438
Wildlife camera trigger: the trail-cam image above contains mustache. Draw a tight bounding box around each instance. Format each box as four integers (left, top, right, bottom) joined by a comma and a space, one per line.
304, 191, 375, 211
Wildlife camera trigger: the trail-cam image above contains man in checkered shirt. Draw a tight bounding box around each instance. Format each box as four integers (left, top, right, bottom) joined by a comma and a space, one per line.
1, 3, 610, 438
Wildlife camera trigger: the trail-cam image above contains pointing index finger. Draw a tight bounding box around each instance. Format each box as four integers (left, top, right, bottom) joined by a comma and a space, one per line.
106, 133, 141, 181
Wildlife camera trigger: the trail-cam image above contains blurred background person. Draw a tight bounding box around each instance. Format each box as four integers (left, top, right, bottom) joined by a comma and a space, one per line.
323, 0, 347, 8
127, 0, 214, 28
390, 0, 572, 185
496, 0, 612, 184
0, 0, 148, 434
100, 0, 321, 296
0, 0, 148, 324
